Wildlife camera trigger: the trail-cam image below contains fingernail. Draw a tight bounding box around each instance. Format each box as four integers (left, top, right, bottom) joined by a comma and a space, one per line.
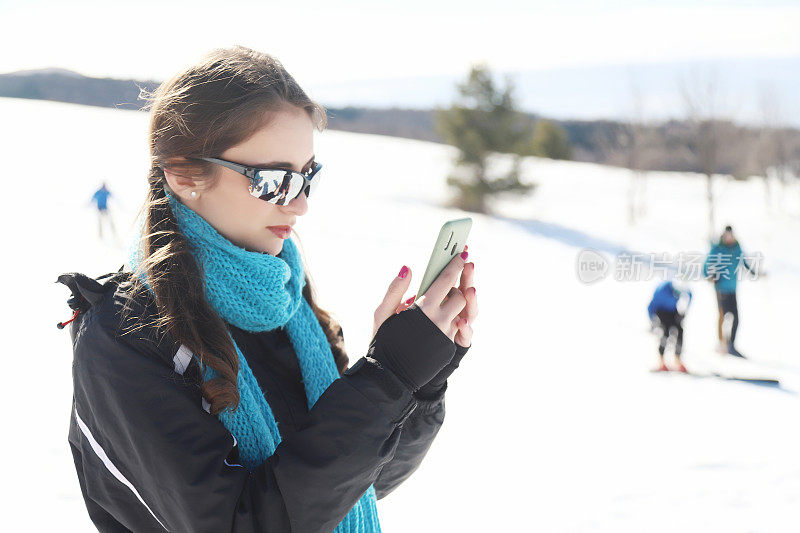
460, 251, 469, 260
464, 245, 468, 251
405, 295, 416, 304
461, 318, 468, 326
398, 265, 409, 279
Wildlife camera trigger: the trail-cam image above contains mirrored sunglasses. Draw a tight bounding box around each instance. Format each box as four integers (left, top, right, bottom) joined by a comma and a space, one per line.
196, 156, 323, 206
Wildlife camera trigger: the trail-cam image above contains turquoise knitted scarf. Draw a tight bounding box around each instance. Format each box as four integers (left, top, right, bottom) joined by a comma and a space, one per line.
129, 190, 381, 533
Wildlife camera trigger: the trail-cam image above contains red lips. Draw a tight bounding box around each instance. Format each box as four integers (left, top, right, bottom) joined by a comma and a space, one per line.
268, 226, 292, 239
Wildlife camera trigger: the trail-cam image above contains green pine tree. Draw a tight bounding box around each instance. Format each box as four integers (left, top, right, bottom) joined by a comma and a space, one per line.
435, 65, 537, 213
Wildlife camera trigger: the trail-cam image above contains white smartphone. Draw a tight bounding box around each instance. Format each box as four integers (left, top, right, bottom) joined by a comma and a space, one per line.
416, 218, 473, 299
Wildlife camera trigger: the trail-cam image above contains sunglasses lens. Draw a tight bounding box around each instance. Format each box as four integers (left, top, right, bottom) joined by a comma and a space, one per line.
286, 173, 304, 201
302, 165, 322, 198
309, 166, 321, 193
252, 170, 292, 205
252, 170, 281, 198
253, 164, 321, 205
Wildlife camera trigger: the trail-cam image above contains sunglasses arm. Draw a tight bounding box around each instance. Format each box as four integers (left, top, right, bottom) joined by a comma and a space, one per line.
200, 157, 258, 180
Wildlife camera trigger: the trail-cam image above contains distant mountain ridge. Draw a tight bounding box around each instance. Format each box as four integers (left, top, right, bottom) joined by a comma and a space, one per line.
5, 67, 86, 77
0, 68, 160, 110
2, 67, 797, 177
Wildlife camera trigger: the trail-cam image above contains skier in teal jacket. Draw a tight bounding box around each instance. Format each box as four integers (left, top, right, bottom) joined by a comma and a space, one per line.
702, 225, 759, 358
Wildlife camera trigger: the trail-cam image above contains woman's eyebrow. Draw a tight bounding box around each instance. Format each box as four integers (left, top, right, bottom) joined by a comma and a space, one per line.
254, 155, 315, 168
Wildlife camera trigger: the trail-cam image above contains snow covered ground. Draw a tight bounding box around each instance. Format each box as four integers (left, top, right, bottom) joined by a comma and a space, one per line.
3, 96, 799, 531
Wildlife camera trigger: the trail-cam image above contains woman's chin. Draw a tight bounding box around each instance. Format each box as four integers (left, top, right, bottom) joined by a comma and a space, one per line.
265, 239, 283, 256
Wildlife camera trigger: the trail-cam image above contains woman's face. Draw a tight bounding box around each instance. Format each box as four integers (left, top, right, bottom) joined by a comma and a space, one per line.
165, 105, 315, 256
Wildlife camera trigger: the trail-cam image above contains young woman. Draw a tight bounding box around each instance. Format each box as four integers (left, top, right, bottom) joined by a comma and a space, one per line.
57, 45, 478, 532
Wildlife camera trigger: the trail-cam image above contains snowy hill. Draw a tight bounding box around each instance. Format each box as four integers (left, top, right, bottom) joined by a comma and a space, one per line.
4, 96, 799, 531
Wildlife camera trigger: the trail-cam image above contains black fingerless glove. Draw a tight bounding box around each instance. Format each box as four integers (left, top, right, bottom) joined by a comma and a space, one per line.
415, 342, 471, 400
367, 304, 456, 393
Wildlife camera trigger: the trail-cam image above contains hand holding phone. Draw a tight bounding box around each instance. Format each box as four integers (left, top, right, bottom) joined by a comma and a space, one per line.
416, 218, 472, 299
413, 251, 471, 342
372, 218, 473, 342
368, 218, 477, 395
411, 218, 473, 342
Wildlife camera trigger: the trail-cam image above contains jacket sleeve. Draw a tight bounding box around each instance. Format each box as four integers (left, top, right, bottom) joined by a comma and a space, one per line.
335, 326, 446, 500
69, 305, 420, 533
373, 386, 446, 499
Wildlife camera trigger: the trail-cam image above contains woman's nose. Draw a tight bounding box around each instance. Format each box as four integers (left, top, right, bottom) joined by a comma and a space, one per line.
284, 189, 308, 216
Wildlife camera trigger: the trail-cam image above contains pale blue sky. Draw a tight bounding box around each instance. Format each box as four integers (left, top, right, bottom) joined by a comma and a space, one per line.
2, 0, 798, 86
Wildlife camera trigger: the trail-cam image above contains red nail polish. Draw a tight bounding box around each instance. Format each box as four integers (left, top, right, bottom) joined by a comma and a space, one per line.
460, 250, 469, 260
398, 266, 408, 279
405, 295, 416, 304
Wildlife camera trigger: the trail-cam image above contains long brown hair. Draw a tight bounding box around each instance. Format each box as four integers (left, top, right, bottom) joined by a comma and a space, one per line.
125, 45, 348, 415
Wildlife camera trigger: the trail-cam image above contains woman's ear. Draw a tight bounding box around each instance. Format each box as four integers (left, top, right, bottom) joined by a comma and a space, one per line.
163, 168, 199, 202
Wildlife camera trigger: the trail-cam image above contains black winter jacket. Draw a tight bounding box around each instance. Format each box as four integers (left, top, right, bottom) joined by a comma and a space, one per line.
58, 269, 451, 532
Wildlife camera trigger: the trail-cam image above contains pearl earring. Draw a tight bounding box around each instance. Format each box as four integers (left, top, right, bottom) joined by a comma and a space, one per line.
190, 190, 197, 198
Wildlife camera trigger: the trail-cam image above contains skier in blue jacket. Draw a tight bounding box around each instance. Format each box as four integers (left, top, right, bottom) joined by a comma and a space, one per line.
91, 182, 111, 211
702, 225, 758, 358
648, 279, 692, 372
90, 182, 117, 240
